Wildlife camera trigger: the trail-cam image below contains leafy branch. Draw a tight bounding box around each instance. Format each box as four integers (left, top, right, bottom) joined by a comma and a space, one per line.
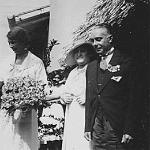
43, 39, 60, 67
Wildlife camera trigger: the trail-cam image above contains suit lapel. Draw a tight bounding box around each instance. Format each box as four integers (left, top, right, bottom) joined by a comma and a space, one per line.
109, 49, 121, 66
87, 60, 98, 95
98, 50, 121, 93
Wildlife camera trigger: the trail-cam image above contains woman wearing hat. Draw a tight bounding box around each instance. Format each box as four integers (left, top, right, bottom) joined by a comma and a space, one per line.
47, 41, 96, 150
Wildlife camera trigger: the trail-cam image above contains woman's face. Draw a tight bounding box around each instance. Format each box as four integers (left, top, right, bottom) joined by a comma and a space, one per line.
8, 39, 26, 54
74, 48, 90, 67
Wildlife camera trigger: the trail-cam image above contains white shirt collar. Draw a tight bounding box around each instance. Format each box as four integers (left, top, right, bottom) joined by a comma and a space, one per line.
105, 52, 113, 64
102, 47, 114, 64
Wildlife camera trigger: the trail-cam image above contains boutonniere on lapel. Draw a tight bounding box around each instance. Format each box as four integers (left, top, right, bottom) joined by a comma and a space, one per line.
100, 60, 120, 73
107, 64, 120, 72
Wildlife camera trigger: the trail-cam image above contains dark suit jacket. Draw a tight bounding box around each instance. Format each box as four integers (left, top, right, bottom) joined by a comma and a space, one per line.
85, 49, 138, 137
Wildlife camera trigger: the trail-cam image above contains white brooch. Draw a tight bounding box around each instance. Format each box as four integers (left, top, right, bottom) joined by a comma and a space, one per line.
107, 64, 120, 72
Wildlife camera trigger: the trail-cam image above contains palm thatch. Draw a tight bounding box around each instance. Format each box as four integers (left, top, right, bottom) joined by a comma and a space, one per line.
73, 0, 135, 42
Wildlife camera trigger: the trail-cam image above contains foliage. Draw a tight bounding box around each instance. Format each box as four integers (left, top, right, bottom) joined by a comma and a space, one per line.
43, 39, 60, 67
47, 66, 75, 87
38, 102, 64, 142
73, 0, 135, 42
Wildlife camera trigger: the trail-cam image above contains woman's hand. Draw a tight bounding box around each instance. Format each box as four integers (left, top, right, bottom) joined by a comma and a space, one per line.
76, 96, 85, 105
60, 93, 74, 104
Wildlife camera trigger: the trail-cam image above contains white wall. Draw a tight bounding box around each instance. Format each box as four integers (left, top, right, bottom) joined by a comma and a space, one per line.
49, 0, 96, 71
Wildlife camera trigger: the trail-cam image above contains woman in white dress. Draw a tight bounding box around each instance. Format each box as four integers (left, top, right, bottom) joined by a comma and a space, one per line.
47, 41, 96, 150
0, 26, 48, 150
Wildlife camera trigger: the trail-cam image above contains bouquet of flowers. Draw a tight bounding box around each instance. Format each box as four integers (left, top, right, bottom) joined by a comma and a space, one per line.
38, 101, 64, 143
1, 76, 46, 114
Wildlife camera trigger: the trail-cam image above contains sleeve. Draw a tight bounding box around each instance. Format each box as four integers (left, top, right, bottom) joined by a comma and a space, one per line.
85, 61, 98, 132
85, 64, 94, 132
62, 68, 76, 93
35, 61, 47, 84
35, 61, 50, 94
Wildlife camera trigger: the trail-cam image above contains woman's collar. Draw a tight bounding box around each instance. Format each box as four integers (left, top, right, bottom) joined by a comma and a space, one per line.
10, 51, 31, 70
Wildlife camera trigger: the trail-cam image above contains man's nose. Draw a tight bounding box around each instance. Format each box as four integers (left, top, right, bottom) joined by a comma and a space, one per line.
93, 39, 98, 46
9, 43, 14, 48
77, 50, 81, 56
93, 39, 99, 48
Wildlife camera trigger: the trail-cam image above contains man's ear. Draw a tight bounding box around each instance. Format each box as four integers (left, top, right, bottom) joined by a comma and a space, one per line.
109, 35, 113, 43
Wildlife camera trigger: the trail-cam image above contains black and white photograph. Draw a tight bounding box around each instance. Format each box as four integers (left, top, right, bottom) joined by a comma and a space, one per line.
0, 0, 149, 150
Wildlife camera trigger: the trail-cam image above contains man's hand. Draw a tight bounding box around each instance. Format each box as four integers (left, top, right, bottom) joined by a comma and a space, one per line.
121, 134, 133, 144
84, 132, 92, 141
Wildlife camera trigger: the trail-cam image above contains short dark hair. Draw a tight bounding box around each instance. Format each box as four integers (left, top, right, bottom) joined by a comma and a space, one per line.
94, 23, 114, 35
7, 26, 30, 45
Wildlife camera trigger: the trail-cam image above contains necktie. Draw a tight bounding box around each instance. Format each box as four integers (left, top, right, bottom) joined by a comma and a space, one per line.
99, 48, 114, 70
100, 57, 107, 70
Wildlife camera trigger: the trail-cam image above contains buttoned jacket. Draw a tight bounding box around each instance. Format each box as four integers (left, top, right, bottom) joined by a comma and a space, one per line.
85, 49, 137, 137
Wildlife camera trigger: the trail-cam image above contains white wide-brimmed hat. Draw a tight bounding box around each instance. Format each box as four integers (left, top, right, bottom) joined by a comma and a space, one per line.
65, 40, 96, 66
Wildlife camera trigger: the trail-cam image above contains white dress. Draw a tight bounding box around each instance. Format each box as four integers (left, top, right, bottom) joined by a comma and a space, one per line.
62, 65, 90, 150
0, 52, 48, 150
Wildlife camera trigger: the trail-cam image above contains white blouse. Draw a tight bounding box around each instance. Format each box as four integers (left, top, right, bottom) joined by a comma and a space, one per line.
4, 52, 47, 84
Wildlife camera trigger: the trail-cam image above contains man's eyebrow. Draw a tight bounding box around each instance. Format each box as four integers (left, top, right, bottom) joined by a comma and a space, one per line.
95, 37, 102, 39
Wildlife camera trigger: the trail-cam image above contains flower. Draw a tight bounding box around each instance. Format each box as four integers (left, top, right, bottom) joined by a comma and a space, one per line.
38, 102, 64, 142
107, 64, 120, 72
99, 60, 120, 72
38, 116, 64, 141
13, 109, 22, 121
1, 76, 46, 114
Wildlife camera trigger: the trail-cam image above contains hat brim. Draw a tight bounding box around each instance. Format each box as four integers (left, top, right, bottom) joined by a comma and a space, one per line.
65, 42, 96, 66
